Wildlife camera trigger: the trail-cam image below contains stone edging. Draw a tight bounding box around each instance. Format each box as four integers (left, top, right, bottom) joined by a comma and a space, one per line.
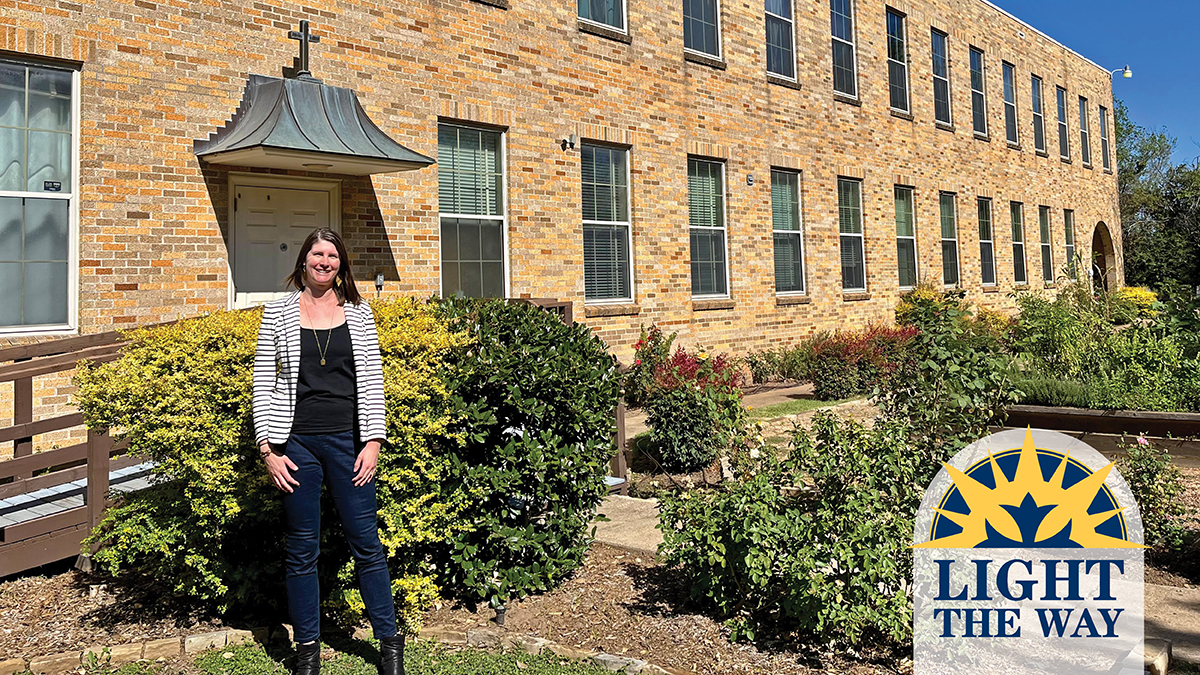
420, 624, 696, 675
0, 624, 695, 675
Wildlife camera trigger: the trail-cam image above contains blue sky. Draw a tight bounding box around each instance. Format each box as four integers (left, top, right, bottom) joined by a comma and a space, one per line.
993, 0, 1200, 165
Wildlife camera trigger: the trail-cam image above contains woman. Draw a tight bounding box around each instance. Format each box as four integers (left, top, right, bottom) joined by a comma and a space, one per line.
252, 228, 404, 675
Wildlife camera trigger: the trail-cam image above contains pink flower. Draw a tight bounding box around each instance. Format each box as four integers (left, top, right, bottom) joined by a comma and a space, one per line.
635, 359, 642, 366
1137, 436, 1150, 447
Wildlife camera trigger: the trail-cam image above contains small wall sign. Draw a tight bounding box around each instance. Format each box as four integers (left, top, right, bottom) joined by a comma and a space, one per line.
43, 181, 62, 192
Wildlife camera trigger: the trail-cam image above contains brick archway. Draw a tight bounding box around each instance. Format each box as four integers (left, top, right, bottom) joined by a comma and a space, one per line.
1091, 222, 1118, 292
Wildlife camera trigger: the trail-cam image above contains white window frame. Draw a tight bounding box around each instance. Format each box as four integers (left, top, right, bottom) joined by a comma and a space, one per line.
1002, 61, 1019, 146
886, 8, 910, 113
978, 197, 996, 287
838, 177, 866, 293
1064, 208, 1076, 278
684, 0, 724, 60
969, 46, 988, 137
1031, 75, 1046, 154
1100, 105, 1112, 171
1039, 205, 1053, 283
940, 192, 960, 288
772, 168, 805, 296
895, 185, 918, 290
1057, 86, 1070, 161
0, 60, 81, 337
582, 143, 634, 305
688, 158, 730, 299
578, 0, 628, 34
765, 0, 797, 81
931, 29, 952, 126
1079, 96, 1092, 168
830, 0, 858, 99
437, 123, 510, 300
1011, 201, 1027, 285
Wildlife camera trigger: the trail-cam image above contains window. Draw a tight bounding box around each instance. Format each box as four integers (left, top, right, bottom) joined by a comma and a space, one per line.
1011, 202, 1027, 285
830, 0, 857, 98
978, 198, 995, 286
1002, 62, 1018, 145
766, 0, 796, 79
931, 30, 952, 125
1031, 75, 1046, 153
0, 60, 76, 331
684, 0, 722, 58
1079, 96, 1092, 167
772, 169, 804, 293
438, 124, 506, 299
940, 192, 959, 286
895, 186, 917, 289
582, 144, 631, 302
838, 178, 865, 291
969, 47, 987, 136
1039, 205, 1053, 282
886, 9, 909, 112
1064, 209, 1076, 278
1056, 86, 1069, 160
1100, 106, 1112, 171
689, 158, 727, 296
579, 0, 625, 32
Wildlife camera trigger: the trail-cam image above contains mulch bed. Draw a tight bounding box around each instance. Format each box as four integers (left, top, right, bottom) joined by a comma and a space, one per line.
424, 544, 904, 675
0, 560, 225, 661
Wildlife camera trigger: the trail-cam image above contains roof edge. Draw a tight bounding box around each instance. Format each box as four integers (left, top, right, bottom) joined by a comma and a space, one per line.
975, 0, 1112, 78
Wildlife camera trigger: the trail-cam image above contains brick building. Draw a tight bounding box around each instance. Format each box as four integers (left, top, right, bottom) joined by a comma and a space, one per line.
1, 0, 1122, 365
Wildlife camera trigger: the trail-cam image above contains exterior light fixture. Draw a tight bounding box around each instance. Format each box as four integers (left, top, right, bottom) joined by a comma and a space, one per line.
1109, 65, 1132, 80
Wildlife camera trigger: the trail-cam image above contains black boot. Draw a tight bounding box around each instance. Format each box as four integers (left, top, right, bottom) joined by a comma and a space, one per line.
293, 641, 321, 675
379, 635, 405, 675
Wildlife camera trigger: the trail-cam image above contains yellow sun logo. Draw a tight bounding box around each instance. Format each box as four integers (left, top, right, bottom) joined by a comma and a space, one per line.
916, 428, 1143, 549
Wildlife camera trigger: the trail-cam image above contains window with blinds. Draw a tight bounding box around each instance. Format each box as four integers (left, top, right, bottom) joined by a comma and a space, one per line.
895, 186, 917, 289
1011, 202, 1027, 285
438, 124, 505, 298
830, 0, 857, 98
1039, 205, 1053, 282
0, 60, 75, 330
1064, 209, 1076, 278
978, 198, 995, 286
579, 0, 625, 32
582, 144, 632, 302
838, 178, 865, 292
684, 0, 721, 58
689, 158, 727, 296
931, 30, 951, 125
941, 192, 959, 286
772, 169, 804, 293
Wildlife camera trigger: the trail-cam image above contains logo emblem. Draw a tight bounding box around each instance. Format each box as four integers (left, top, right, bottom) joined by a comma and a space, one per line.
913, 428, 1144, 675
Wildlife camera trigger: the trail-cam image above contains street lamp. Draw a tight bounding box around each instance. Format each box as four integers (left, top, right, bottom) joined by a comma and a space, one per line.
1110, 65, 1132, 79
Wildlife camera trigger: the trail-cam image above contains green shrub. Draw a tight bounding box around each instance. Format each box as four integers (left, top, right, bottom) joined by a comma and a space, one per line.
645, 385, 724, 474
76, 298, 621, 627
1013, 375, 1091, 408
434, 298, 622, 609
877, 288, 1018, 455
622, 324, 674, 408
658, 413, 921, 646
1117, 438, 1193, 557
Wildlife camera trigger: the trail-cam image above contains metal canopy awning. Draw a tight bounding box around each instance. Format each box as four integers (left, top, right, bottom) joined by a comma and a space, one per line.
194, 73, 435, 175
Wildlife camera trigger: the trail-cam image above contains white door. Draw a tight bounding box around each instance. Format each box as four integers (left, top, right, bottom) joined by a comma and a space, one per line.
232, 185, 333, 308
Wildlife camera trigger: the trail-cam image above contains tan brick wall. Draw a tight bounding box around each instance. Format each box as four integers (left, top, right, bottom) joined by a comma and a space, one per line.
1, 0, 1120, 375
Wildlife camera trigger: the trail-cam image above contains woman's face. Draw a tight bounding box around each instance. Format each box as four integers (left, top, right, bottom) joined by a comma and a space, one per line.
304, 239, 341, 289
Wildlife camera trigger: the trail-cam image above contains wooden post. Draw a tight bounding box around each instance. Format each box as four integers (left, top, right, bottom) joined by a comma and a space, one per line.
610, 398, 628, 496
13, 368, 32, 480
77, 429, 111, 571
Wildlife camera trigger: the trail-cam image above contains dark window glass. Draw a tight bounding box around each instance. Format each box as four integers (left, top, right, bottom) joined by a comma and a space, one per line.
578, 0, 625, 31
766, 0, 795, 79
886, 10, 909, 112
969, 48, 987, 135
684, 0, 721, 57
931, 30, 951, 125
830, 0, 857, 97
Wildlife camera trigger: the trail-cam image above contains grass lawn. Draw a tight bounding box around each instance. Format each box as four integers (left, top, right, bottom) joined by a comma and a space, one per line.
747, 396, 863, 419
76, 641, 616, 675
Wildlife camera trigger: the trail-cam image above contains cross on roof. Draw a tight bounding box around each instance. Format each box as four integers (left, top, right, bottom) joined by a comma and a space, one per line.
287, 20, 322, 79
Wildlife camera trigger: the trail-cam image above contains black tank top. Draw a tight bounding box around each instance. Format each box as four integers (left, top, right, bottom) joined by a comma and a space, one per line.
292, 322, 356, 435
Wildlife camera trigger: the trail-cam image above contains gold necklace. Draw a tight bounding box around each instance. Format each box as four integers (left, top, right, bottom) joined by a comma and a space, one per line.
303, 295, 334, 366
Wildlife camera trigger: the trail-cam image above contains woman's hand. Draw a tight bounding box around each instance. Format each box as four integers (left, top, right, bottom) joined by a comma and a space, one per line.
262, 443, 300, 493
353, 440, 381, 487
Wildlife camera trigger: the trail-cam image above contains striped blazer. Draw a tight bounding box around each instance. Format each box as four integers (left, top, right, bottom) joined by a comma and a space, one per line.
252, 291, 387, 446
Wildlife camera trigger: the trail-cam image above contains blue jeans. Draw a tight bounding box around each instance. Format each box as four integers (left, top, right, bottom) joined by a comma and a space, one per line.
281, 431, 397, 644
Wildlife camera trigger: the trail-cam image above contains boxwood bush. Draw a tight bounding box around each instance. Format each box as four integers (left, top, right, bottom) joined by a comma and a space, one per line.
75, 297, 620, 629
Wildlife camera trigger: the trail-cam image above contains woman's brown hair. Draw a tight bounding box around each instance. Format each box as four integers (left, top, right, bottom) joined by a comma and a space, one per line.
286, 228, 362, 305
